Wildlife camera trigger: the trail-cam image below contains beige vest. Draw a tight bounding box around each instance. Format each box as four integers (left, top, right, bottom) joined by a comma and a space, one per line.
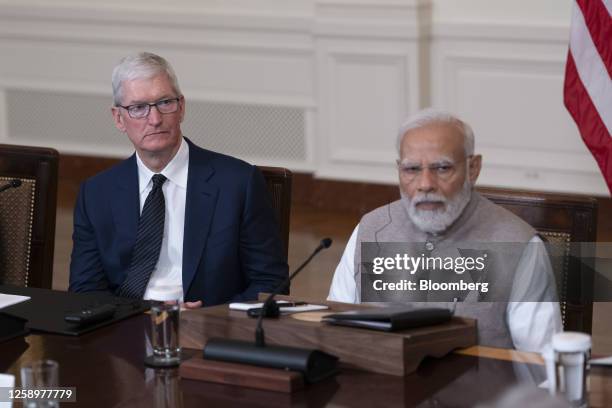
355, 192, 535, 348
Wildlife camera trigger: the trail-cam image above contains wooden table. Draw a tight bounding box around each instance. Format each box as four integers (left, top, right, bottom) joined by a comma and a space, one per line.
2, 313, 612, 407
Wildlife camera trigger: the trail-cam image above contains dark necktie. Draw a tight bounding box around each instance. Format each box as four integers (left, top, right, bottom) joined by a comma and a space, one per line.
117, 174, 167, 298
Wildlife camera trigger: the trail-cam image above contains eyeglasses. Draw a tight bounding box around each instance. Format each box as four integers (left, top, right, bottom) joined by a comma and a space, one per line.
397, 156, 473, 182
118, 97, 181, 119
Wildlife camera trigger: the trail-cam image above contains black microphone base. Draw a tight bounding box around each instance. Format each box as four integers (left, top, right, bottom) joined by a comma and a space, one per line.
203, 338, 338, 383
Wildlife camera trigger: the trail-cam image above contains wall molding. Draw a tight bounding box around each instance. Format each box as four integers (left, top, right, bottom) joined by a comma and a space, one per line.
432, 21, 569, 43
0, 3, 314, 32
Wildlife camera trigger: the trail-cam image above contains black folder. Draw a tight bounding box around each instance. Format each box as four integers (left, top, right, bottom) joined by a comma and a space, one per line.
0, 312, 28, 343
322, 306, 453, 332
0, 285, 148, 336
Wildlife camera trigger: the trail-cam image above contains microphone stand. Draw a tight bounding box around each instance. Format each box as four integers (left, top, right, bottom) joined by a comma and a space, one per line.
203, 238, 339, 383
255, 238, 331, 347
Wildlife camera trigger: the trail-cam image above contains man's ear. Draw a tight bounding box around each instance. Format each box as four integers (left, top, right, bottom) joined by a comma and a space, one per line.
111, 106, 126, 133
468, 154, 482, 184
178, 96, 186, 123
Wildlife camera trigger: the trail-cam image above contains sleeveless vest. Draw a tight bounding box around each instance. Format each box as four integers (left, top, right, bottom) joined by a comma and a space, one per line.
354, 192, 535, 348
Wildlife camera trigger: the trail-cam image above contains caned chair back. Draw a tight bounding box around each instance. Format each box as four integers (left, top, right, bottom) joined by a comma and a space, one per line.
0, 144, 59, 288
479, 187, 597, 333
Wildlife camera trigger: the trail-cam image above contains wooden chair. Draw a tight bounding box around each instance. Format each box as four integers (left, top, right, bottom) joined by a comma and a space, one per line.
258, 166, 292, 258
0, 144, 59, 289
478, 187, 598, 334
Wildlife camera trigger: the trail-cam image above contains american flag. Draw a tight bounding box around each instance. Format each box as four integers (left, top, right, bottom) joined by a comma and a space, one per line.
564, 0, 612, 194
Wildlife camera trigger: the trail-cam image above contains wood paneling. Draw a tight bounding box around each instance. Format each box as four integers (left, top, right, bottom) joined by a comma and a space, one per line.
57, 154, 612, 241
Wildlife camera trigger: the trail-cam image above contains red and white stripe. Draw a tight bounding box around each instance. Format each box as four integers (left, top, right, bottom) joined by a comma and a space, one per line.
564, 0, 612, 194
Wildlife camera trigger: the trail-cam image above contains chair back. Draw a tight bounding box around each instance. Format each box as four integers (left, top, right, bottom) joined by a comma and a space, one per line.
479, 187, 598, 333
257, 166, 292, 258
0, 144, 59, 288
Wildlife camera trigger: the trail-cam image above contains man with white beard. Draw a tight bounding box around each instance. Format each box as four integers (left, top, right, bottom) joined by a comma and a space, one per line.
328, 108, 562, 352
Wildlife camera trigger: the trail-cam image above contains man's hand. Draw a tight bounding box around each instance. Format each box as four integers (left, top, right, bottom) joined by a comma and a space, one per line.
184, 300, 203, 309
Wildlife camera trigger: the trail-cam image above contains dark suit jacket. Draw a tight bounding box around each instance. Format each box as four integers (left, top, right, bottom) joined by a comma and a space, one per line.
69, 138, 288, 305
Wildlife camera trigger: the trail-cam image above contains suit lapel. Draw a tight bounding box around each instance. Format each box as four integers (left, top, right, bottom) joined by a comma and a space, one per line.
111, 156, 140, 248
182, 145, 218, 295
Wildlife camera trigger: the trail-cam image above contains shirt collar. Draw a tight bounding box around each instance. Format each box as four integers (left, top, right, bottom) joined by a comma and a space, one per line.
136, 137, 189, 193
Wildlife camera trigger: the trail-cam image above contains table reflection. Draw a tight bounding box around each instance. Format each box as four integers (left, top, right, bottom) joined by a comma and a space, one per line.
3, 313, 612, 408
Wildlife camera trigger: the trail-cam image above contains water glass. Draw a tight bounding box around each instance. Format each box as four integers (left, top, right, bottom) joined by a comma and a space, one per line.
20, 360, 59, 408
146, 286, 182, 367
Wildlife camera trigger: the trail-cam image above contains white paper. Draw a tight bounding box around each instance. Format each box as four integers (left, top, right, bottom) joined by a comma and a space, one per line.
229, 302, 266, 311
229, 300, 298, 311
589, 356, 612, 366
0, 293, 30, 310
0, 373, 15, 408
229, 301, 329, 314
280, 304, 329, 313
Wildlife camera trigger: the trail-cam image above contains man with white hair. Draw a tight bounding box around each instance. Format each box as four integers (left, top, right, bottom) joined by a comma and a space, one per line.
328, 108, 562, 352
69, 52, 288, 305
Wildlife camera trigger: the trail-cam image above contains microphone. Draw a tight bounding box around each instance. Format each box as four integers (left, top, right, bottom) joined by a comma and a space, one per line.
251, 237, 332, 319
0, 179, 22, 193
254, 238, 332, 345
203, 238, 339, 383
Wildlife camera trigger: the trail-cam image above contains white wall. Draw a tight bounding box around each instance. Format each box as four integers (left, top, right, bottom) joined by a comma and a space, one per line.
434, 0, 571, 24
0, 0, 606, 195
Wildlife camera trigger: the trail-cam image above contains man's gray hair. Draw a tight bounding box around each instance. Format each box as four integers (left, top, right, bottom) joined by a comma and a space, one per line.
396, 108, 475, 157
112, 52, 182, 106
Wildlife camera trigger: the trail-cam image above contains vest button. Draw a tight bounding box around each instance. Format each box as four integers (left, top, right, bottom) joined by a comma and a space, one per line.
425, 241, 434, 251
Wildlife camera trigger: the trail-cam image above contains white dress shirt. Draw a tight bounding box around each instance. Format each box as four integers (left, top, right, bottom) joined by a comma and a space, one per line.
135, 138, 189, 300
328, 224, 563, 353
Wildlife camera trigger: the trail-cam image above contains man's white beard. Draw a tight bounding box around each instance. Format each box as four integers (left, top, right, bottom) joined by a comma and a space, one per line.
401, 178, 472, 234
